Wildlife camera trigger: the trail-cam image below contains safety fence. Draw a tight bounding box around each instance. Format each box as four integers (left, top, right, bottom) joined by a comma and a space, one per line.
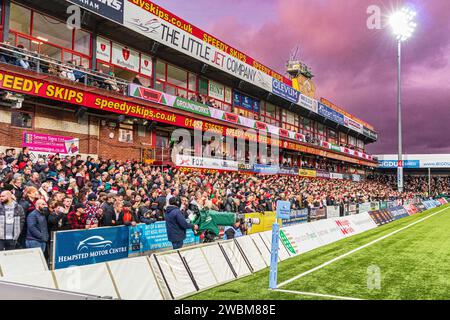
1, 198, 447, 300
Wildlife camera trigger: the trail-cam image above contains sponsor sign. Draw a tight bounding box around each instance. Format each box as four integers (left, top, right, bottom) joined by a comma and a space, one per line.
67, 0, 124, 24
326, 206, 340, 218
316, 171, 331, 179
276, 201, 291, 220
176, 155, 238, 171
388, 206, 409, 220
140, 53, 153, 76
279, 167, 299, 176
318, 103, 345, 126
344, 116, 363, 133
359, 202, 372, 214
238, 162, 254, 173
271, 79, 300, 104
299, 94, 318, 113
112, 42, 140, 72
253, 164, 280, 175
96, 36, 112, 62
352, 174, 361, 182
330, 173, 344, 180
128, 222, 199, 254
281, 209, 308, 226
173, 97, 212, 117
320, 97, 374, 131
22, 132, 79, 156
309, 207, 326, 221
53, 226, 129, 269
299, 169, 317, 178
244, 212, 280, 234
379, 160, 420, 169
233, 91, 260, 113
208, 80, 225, 101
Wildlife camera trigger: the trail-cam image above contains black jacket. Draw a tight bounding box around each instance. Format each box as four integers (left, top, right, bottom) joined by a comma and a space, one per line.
101, 202, 116, 227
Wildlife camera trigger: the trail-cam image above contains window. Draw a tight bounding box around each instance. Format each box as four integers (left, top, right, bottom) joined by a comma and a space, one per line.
33, 12, 72, 50
199, 78, 208, 95
119, 125, 133, 143
188, 74, 197, 91
167, 64, 187, 88
10, 3, 31, 35
11, 111, 33, 128
156, 60, 166, 82
74, 29, 91, 56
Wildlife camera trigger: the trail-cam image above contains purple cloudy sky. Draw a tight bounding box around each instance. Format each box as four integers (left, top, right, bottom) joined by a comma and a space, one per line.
152, 0, 450, 155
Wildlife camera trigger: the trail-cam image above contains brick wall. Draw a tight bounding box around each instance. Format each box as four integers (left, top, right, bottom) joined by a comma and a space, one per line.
0, 103, 155, 161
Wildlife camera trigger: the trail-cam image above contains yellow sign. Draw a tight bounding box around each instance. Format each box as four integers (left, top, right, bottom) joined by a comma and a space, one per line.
244, 212, 282, 235
299, 169, 317, 178
292, 74, 316, 98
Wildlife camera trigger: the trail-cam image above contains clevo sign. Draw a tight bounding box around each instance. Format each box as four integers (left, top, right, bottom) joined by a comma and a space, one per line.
67, 0, 124, 23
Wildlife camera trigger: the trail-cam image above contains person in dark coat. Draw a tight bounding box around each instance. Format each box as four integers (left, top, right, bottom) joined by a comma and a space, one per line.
26, 199, 49, 253
100, 193, 116, 226
164, 197, 198, 250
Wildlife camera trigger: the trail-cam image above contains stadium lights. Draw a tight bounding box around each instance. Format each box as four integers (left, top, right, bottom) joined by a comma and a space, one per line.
389, 7, 417, 42
388, 7, 417, 193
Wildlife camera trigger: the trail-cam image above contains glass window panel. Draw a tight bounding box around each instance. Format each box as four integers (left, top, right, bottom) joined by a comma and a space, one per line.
156, 60, 166, 81
199, 78, 208, 95
40, 43, 61, 61
33, 12, 72, 50
166, 85, 176, 95
188, 73, 197, 91
167, 64, 187, 88
11, 111, 33, 128
154, 80, 164, 92
10, 3, 31, 35
74, 29, 91, 55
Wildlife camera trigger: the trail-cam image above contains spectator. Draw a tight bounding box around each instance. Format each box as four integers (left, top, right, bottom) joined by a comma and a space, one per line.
165, 197, 198, 250
67, 203, 88, 230
223, 218, 243, 240
26, 199, 49, 253
0, 190, 25, 250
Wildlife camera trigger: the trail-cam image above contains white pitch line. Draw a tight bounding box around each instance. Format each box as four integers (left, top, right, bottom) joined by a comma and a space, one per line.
278, 205, 450, 289
272, 288, 363, 301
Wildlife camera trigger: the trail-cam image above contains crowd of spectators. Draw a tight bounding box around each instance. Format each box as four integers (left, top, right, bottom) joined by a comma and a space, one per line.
368, 173, 450, 196
0, 147, 426, 252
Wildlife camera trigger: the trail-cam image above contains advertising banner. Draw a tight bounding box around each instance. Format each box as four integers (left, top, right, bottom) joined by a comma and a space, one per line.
387, 206, 409, 220
326, 206, 341, 218
208, 80, 225, 101
253, 164, 280, 175
53, 226, 129, 269
111, 42, 140, 72
352, 174, 361, 182
22, 132, 79, 156
378, 160, 420, 169
309, 207, 326, 221
299, 169, 317, 178
96, 36, 112, 62
175, 155, 238, 171
124, 1, 275, 94
344, 116, 363, 133
279, 167, 299, 176
244, 212, 280, 235
316, 171, 331, 179
281, 209, 308, 226
238, 162, 255, 173
318, 103, 345, 125
67, 0, 124, 24
271, 79, 300, 104
128, 222, 199, 254
299, 94, 318, 113
330, 173, 344, 180
309, 219, 343, 245
358, 202, 372, 214
140, 53, 153, 77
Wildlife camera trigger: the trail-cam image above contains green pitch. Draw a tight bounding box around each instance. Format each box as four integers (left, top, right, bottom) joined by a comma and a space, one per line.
187, 204, 450, 300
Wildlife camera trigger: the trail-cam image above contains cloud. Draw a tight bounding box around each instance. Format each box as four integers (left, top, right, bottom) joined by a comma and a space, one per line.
153, 0, 450, 154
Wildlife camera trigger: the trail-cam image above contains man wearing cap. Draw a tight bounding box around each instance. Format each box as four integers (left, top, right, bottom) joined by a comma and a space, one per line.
165, 197, 198, 250
67, 203, 88, 230
0, 190, 25, 250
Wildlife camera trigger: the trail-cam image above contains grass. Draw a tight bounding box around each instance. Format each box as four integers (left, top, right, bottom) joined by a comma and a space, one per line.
187, 204, 450, 300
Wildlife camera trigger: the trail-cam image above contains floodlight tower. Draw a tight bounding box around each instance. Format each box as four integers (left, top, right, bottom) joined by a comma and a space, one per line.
388, 7, 417, 193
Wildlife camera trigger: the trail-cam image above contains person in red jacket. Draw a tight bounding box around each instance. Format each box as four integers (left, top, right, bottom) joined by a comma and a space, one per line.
67, 203, 88, 230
